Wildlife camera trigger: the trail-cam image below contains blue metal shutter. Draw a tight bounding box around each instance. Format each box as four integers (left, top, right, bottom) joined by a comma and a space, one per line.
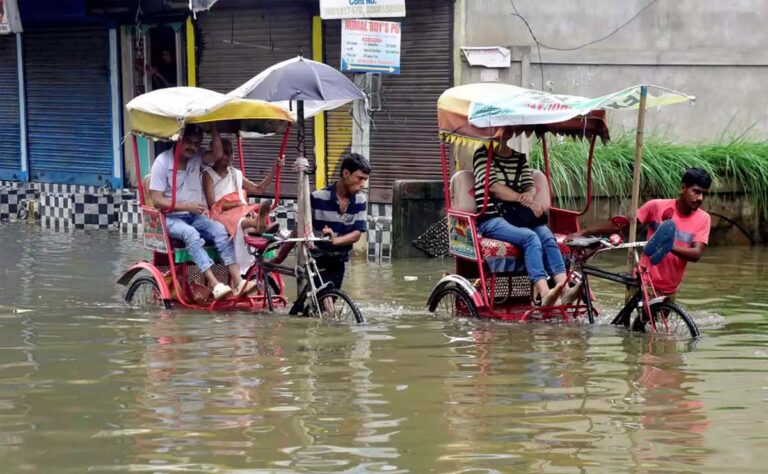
25, 27, 113, 186
0, 35, 20, 180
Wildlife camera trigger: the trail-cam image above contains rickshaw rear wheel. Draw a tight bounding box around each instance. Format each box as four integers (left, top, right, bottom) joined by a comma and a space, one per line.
631, 301, 698, 339
429, 286, 479, 319
126, 276, 171, 310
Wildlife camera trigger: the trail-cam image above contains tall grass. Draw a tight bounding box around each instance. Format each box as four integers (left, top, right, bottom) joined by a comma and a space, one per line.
528, 134, 768, 216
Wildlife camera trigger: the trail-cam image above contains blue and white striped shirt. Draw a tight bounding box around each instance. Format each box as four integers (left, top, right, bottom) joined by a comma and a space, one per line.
310, 183, 367, 259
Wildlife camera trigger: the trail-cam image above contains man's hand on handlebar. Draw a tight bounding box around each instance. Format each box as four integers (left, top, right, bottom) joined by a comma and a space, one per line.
321, 226, 335, 243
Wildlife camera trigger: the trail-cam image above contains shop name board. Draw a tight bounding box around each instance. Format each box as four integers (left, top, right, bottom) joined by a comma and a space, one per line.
341, 19, 401, 74
320, 0, 406, 20
0, 0, 23, 34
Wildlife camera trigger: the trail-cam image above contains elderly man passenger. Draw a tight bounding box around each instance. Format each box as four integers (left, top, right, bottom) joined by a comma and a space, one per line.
149, 125, 256, 300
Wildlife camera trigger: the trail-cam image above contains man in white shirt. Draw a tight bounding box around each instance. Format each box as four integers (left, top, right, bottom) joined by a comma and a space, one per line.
149, 125, 255, 299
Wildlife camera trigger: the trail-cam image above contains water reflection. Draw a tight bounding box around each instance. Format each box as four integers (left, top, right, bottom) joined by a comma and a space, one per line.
0, 222, 766, 473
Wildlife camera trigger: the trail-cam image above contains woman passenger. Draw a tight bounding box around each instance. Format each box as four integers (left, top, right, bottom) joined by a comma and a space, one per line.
203, 128, 282, 275
473, 137, 579, 306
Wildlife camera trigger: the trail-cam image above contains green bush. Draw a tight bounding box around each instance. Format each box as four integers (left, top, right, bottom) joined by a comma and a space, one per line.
528, 134, 768, 216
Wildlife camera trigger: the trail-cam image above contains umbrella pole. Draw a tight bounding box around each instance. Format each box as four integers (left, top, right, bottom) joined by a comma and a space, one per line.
295, 100, 313, 300
627, 85, 648, 271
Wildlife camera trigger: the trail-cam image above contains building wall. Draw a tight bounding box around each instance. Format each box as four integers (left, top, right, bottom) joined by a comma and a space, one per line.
455, 0, 768, 141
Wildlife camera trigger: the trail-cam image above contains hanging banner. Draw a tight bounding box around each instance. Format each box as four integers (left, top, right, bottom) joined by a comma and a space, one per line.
0, 0, 22, 34
320, 0, 406, 20
341, 19, 401, 74
468, 85, 695, 128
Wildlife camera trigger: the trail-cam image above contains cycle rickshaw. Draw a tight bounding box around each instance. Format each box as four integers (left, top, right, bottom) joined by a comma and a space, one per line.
426, 83, 699, 339
118, 87, 363, 323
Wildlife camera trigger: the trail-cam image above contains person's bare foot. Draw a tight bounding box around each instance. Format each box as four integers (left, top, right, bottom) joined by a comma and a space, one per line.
541, 280, 566, 306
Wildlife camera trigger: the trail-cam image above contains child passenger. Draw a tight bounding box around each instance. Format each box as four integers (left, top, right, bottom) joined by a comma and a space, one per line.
203, 128, 282, 274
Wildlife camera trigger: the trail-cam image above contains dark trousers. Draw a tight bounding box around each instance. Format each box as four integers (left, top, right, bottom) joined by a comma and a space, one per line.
315, 256, 346, 290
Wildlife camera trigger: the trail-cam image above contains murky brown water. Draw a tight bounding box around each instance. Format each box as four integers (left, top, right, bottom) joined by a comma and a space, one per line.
0, 221, 766, 473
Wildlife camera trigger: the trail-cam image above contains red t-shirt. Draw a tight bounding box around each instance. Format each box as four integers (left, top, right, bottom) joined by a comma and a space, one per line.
636, 199, 711, 294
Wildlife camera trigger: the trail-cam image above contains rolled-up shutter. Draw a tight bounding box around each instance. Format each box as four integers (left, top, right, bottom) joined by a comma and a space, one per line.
24, 27, 114, 186
368, 0, 453, 202
0, 35, 20, 180
196, 3, 315, 196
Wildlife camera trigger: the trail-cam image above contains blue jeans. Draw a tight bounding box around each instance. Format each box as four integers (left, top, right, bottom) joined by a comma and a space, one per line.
166, 213, 236, 273
478, 217, 566, 283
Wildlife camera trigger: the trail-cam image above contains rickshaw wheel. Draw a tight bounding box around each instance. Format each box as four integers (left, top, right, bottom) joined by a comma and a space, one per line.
126, 277, 171, 310
430, 287, 479, 319
631, 302, 699, 339
312, 288, 365, 324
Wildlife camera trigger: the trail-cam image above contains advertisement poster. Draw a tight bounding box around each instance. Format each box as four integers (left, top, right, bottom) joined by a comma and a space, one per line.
341, 19, 401, 74
448, 215, 477, 260
143, 209, 168, 253
320, 0, 405, 20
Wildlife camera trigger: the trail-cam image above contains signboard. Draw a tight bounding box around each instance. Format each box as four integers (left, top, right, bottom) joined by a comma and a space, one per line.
0, 0, 23, 34
320, 0, 406, 20
341, 19, 401, 75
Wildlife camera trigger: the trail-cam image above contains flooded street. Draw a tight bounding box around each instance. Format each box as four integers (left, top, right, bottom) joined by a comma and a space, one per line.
1, 221, 766, 473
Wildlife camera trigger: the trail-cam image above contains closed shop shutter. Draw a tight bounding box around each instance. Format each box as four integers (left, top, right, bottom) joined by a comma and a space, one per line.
196, 3, 315, 196
0, 35, 20, 180
368, 0, 453, 202
25, 27, 114, 186
322, 20, 354, 184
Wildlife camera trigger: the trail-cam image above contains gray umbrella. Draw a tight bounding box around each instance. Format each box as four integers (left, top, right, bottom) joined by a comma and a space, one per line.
229, 56, 365, 157
229, 57, 365, 274
232, 56, 364, 103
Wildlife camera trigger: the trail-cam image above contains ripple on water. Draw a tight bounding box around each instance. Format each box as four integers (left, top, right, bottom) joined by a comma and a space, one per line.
0, 223, 767, 472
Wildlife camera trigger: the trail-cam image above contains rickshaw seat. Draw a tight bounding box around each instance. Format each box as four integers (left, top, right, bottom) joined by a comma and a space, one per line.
479, 237, 521, 258
243, 235, 269, 251
142, 175, 154, 208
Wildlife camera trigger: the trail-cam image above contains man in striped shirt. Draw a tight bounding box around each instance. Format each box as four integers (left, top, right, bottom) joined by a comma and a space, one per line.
309, 153, 371, 290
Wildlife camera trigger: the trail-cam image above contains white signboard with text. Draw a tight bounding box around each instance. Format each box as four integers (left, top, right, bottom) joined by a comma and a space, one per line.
0, 0, 23, 34
341, 19, 401, 74
320, 0, 406, 20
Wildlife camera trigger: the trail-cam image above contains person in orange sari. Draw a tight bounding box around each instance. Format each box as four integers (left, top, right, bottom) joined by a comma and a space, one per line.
203, 127, 282, 275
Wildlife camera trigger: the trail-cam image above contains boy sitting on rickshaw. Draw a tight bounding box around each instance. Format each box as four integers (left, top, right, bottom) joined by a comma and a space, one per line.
568, 167, 712, 298
148, 125, 257, 300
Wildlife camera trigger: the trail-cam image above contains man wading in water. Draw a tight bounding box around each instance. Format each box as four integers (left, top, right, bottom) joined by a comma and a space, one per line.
568, 167, 712, 300
308, 153, 371, 290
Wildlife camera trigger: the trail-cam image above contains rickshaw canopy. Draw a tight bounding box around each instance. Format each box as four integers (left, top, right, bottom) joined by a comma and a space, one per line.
437, 83, 695, 145
127, 87, 294, 140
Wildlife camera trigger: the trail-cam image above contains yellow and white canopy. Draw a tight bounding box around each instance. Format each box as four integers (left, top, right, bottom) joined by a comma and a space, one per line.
127, 87, 294, 140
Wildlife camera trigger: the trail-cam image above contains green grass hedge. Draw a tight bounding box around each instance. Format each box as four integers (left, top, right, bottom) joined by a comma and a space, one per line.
528, 134, 768, 215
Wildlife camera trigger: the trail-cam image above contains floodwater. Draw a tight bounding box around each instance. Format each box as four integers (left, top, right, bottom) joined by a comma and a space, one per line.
0, 221, 766, 473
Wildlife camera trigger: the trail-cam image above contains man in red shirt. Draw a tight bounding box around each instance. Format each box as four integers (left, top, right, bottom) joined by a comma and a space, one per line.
569, 168, 712, 297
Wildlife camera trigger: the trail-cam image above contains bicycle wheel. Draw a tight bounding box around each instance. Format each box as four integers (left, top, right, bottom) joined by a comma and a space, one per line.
429, 287, 479, 319
632, 301, 699, 339
313, 288, 365, 324
125, 277, 170, 309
